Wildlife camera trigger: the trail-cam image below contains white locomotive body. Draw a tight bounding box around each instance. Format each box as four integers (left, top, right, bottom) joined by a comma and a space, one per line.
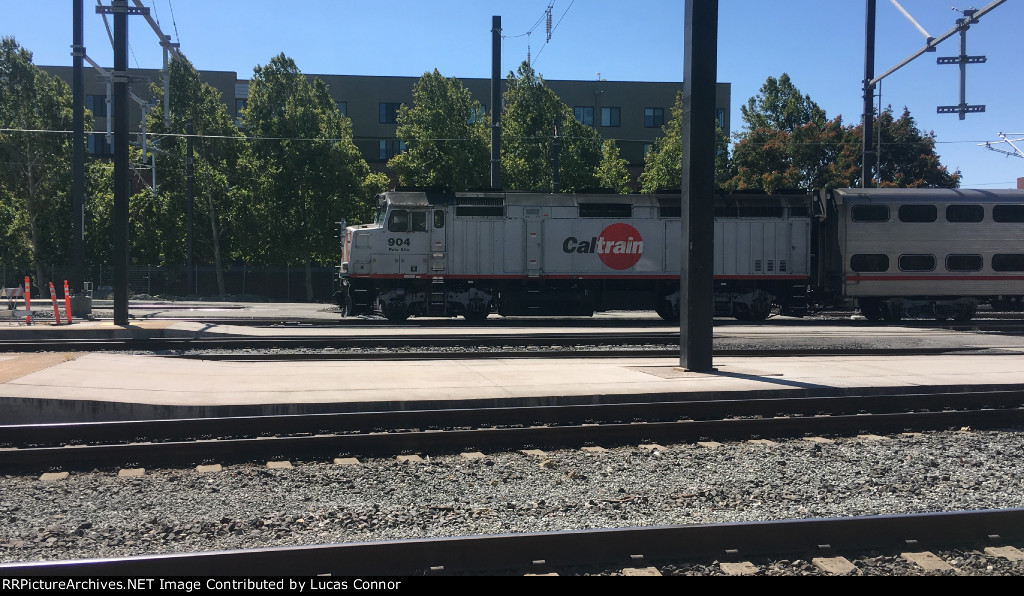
339, 190, 812, 321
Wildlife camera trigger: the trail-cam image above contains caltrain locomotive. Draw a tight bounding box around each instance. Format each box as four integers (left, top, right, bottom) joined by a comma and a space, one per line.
336, 187, 1024, 322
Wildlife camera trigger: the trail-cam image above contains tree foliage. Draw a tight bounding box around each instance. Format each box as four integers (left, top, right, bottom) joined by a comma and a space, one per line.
725, 74, 959, 191
594, 140, 632, 193
388, 70, 489, 190
241, 53, 374, 299
500, 61, 602, 192
0, 37, 77, 290
740, 73, 826, 133
639, 91, 730, 192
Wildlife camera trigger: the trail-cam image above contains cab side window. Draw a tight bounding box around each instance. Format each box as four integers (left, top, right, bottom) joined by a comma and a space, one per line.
388, 210, 409, 232
411, 211, 427, 232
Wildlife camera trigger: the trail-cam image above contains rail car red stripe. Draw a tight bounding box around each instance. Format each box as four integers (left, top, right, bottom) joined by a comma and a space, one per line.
349, 274, 810, 281
847, 275, 1024, 282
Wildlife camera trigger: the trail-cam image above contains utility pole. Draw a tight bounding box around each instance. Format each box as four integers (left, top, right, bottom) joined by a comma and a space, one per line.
552, 118, 560, 193
71, 0, 86, 300
186, 120, 195, 296
96, 0, 149, 325
861, 0, 876, 188
490, 16, 502, 190
679, 0, 718, 372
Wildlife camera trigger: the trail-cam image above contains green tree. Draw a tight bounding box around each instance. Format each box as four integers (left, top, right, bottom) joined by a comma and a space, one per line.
242, 54, 372, 300
0, 37, 77, 293
740, 73, 826, 133
863, 106, 960, 188
388, 70, 489, 190
501, 61, 602, 192
639, 92, 730, 192
144, 56, 244, 295
594, 140, 632, 193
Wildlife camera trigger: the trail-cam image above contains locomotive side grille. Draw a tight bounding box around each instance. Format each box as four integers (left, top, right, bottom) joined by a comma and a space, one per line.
767, 260, 775, 272
457, 197, 504, 206
754, 259, 762, 272
779, 260, 787, 272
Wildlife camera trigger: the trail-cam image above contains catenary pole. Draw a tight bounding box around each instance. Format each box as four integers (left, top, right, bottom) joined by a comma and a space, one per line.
490, 16, 502, 190
71, 0, 86, 297
112, 0, 129, 325
862, 0, 876, 188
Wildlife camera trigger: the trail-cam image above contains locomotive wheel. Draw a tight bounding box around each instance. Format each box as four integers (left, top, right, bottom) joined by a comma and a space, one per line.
859, 300, 883, 321
382, 303, 409, 322
655, 300, 679, 323
463, 308, 490, 323
953, 305, 976, 322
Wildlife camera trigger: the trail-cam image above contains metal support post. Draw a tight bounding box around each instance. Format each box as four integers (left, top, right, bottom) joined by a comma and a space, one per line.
96, 0, 149, 325
490, 16, 502, 190
112, 0, 130, 325
186, 120, 194, 295
71, 0, 85, 295
861, 0, 876, 188
679, 0, 718, 372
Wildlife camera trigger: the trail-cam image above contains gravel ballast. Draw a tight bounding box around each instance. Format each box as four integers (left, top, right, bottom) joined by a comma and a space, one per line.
2, 428, 1024, 575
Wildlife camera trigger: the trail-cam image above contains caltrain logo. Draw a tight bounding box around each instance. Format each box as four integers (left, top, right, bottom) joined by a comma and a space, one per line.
562, 223, 644, 270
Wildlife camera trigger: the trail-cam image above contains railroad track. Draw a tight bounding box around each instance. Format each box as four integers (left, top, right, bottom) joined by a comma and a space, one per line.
0, 331, 1017, 356
3, 387, 1022, 473
1, 509, 1022, 575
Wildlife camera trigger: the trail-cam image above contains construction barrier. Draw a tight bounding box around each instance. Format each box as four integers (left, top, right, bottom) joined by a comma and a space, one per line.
23, 276, 31, 325
48, 282, 61, 324
63, 280, 73, 324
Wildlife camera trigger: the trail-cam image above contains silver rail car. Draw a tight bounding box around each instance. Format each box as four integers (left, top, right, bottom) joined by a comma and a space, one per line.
815, 188, 1024, 321
338, 190, 812, 322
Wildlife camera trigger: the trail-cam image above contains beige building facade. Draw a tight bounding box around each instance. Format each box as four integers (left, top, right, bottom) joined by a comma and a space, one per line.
42, 65, 730, 181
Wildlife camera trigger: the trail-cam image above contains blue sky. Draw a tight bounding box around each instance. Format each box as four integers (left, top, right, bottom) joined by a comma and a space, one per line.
3, 0, 1022, 188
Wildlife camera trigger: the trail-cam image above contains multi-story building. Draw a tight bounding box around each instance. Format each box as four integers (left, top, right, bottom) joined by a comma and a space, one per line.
42, 65, 730, 183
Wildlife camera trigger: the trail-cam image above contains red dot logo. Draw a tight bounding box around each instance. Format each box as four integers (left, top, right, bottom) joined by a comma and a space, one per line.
597, 223, 644, 270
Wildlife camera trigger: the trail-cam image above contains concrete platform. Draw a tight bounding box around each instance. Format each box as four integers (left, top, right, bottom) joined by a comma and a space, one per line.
1, 348, 1023, 423
3, 302, 1024, 423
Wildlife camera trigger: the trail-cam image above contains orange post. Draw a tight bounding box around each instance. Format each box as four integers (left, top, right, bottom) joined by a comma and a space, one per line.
48, 282, 61, 325
23, 276, 31, 325
63, 280, 73, 324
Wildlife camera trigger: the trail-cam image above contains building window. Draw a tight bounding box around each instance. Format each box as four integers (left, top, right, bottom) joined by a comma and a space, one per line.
379, 102, 401, 124
601, 107, 620, 127
379, 139, 406, 160
337, 101, 347, 117
573, 106, 594, 126
86, 94, 110, 118
87, 133, 113, 157
468, 104, 487, 124
644, 107, 664, 128
716, 108, 726, 129
235, 98, 248, 118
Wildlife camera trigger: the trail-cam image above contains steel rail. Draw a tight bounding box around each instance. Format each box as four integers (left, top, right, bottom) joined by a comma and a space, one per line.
3, 407, 1023, 472
4, 387, 1024, 447
1, 509, 1022, 576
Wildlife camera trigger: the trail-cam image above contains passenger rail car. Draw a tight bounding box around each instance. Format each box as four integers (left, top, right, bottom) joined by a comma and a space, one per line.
815, 188, 1024, 321
338, 190, 812, 321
